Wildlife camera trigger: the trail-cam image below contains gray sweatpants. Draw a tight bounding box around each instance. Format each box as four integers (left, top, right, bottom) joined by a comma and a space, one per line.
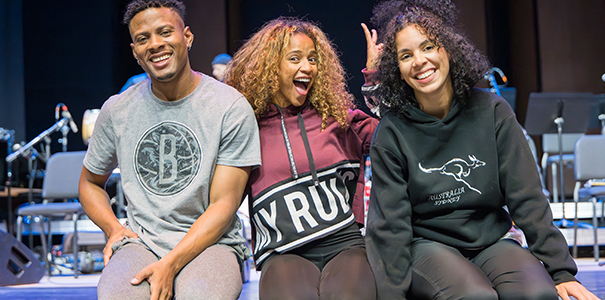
97, 240, 242, 300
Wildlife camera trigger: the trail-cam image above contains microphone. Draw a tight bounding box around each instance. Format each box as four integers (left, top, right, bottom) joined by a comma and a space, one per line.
485, 67, 508, 97
61, 105, 79, 133
488, 67, 508, 86
55, 102, 65, 120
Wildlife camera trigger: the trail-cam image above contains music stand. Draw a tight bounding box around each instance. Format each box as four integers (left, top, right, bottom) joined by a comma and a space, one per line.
588, 94, 605, 134
525, 92, 598, 228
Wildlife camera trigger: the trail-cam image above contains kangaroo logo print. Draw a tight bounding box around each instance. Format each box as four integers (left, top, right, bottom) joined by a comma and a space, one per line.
419, 155, 485, 194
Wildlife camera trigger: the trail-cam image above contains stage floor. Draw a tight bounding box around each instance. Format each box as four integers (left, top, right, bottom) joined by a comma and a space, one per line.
0, 258, 604, 300
0, 269, 261, 300
1, 219, 604, 299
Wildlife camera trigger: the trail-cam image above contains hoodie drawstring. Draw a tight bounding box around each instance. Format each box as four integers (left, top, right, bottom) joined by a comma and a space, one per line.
275, 105, 319, 186
297, 111, 319, 186
277, 106, 299, 180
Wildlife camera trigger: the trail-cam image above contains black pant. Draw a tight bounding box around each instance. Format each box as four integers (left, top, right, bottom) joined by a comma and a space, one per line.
408, 238, 559, 300
259, 246, 376, 300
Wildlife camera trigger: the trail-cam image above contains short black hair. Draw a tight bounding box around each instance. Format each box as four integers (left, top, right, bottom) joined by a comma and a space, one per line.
123, 0, 186, 25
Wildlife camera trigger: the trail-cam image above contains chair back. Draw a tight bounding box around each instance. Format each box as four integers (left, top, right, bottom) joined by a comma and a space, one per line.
543, 133, 584, 153
574, 135, 605, 181
42, 151, 86, 200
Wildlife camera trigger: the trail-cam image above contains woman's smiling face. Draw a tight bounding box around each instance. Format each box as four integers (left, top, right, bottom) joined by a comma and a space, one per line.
273, 32, 318, 108
396, 25, 452, 100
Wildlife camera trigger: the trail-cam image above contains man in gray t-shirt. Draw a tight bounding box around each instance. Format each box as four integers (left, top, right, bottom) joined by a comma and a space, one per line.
79, 1, 260, 299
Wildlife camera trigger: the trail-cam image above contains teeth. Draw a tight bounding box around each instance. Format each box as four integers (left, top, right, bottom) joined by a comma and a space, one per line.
417, 70, 435, 80
151, 54, 171, 63
294, 78, 311, 82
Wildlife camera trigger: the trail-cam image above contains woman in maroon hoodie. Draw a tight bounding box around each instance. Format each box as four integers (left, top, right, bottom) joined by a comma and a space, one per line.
224, 17, 378, 300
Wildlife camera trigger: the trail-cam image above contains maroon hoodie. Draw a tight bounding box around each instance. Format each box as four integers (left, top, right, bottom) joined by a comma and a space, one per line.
247, 102, 377, 268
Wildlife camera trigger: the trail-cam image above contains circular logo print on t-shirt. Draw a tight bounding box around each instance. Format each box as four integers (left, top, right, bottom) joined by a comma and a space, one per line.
135, 121, 201, 196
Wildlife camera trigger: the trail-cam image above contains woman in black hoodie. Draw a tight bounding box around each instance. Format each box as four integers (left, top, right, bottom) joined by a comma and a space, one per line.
364, 1, 598, 299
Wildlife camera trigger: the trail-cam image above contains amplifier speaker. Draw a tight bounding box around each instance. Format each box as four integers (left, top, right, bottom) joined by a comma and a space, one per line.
0, 230, 45, 286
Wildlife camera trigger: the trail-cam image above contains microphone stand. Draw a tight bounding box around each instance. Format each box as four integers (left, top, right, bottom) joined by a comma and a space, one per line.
5, 161, 14, 235
6, 118, 69, 164
41, 136, 51, 163
553, 116, 572, 227
552, 113, 594, 229
486, 73, 502, 97
26, 149, 38, 205
1, 128, 15, 235
60, 123, 70, 152
5, 117, 70, 236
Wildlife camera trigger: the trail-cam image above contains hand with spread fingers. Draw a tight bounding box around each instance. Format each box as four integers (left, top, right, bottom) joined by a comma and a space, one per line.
131, 259, 177, 300
556, 281, 601, 300
102, 227, 138, 266
361, 23, 383, 70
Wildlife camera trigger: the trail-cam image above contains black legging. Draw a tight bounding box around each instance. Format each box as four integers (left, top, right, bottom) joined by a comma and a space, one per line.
408, 238, 559, 300
259, 247, 376, 300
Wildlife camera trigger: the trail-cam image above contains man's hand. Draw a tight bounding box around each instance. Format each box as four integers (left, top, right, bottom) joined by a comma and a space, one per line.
126, 165, 250, 299
556, 281, 601, 300
103, 227, 139, 265
131, 259, 177, 300
79, 166, 138, 266
361, 23, 384, 70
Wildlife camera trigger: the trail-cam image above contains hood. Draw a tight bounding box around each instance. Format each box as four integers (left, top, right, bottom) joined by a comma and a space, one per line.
402, 97, 466, 124
271, 102, 320, 186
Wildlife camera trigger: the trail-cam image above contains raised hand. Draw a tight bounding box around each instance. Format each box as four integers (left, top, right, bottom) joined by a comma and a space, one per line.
361, 23, 384, 70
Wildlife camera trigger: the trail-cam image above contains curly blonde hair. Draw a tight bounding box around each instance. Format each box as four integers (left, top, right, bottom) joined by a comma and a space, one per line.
224, 17, 354, 130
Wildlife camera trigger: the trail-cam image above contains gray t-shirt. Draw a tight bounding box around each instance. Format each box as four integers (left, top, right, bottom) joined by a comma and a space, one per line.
84, 73, 261, 260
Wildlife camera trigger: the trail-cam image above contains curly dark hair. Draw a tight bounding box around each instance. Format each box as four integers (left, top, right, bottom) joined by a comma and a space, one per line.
123, 0, 186, 25
371, 0, 458, 43
371, 0, 490, 117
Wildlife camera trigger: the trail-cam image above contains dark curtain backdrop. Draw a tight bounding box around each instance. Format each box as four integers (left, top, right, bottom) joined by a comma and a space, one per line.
21, 0, 133, 153
17, 0, 226, 153
0, 1, 26, 142
2, 0, 604, 154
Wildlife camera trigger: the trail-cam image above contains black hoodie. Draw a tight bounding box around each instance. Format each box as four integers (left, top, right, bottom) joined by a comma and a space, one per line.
366, 89, 578, 299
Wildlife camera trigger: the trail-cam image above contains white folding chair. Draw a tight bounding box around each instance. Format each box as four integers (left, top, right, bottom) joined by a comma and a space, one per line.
542, 133, 584, 202
16, 151, 86, 277
572, 136, 605, 261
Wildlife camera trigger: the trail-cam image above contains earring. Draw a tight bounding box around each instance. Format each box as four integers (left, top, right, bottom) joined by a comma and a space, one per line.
188, 45, 191, 51
137, 59, 141, 65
